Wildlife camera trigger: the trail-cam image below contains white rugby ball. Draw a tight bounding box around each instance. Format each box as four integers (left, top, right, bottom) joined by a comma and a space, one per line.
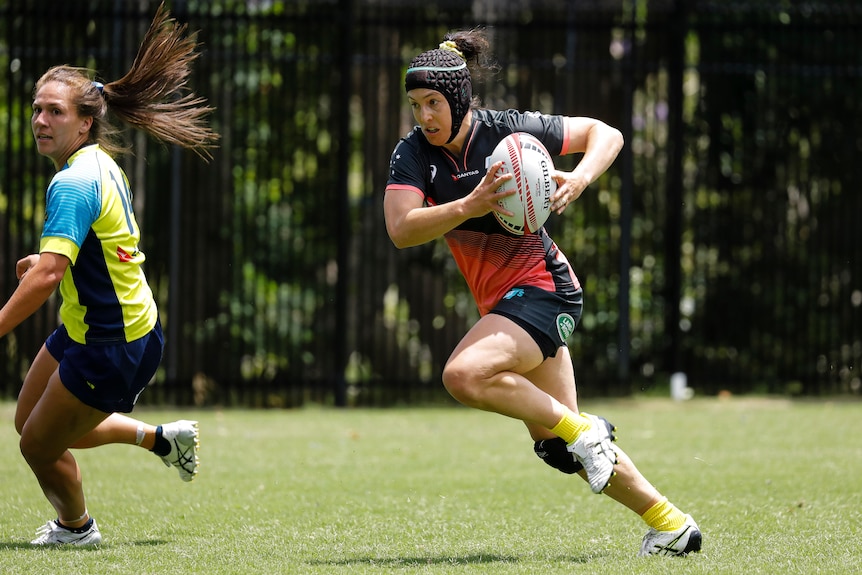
489, 132, 557, 235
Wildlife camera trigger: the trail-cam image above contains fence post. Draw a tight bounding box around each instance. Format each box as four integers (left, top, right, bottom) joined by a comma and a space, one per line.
617, 3, 636, 392
665, 0, 688, 378
332, 0, 354, 407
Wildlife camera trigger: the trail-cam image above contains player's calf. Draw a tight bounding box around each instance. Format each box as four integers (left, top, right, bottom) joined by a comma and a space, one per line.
533, 414, 617, 475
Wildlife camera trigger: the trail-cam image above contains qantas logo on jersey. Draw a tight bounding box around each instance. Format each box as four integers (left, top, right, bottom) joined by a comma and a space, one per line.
451, 169, 480, 182
117, 246, 139, 262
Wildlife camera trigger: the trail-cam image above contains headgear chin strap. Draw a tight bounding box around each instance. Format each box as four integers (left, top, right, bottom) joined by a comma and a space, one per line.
405, 48, 472, 144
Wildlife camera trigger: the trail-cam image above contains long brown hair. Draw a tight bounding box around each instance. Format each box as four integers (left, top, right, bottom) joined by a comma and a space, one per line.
34, 2, 218, 160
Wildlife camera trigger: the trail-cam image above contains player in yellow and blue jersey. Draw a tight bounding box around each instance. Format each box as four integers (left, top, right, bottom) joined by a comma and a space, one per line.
0, 3, 218, 546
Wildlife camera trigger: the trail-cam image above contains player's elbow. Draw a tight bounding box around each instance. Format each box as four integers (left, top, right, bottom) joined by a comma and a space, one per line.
386, 226, 415, 250
385, 218, 407, 249
385, 212, 423, 249
389, 237, 409, 250
609, 127, 624, 155
614, 128, 626, 153
35, 269, 65, 290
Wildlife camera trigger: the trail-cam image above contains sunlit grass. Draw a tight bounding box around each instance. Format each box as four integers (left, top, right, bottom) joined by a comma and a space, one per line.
0, 398, 860, 574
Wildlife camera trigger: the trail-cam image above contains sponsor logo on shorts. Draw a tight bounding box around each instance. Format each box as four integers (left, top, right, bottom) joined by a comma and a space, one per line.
556, 313, 575, 341
503, 288, 525, 300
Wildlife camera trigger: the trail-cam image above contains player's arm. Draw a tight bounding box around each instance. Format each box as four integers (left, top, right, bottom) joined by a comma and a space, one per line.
0, 252, 69, 338
384, 162, 514, 249
551, 117, 624, 214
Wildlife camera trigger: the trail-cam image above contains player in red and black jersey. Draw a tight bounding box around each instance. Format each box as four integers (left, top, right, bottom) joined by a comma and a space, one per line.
384, 29, 701, 557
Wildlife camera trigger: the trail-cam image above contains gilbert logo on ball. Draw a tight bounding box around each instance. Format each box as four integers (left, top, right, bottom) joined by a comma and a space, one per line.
487, 132, 557, 235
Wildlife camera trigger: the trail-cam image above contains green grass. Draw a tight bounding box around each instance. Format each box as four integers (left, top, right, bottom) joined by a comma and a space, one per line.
1, 397, 861, 574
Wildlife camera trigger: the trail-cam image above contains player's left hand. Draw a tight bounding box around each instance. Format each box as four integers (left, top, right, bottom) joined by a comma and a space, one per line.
550, 170, 590, 214
16, 254, 40, 282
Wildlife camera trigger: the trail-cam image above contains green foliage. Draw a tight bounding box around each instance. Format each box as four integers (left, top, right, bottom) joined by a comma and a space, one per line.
1, 1, 859, 403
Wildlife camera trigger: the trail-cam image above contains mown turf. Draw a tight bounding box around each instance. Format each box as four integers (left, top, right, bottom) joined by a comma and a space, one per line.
1, 397, 860, 574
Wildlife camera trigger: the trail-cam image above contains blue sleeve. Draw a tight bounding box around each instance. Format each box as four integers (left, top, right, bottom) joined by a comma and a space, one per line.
42, 171, 101, 248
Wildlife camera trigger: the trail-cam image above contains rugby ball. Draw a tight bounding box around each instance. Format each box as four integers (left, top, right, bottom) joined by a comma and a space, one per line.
489, 132, 557, 235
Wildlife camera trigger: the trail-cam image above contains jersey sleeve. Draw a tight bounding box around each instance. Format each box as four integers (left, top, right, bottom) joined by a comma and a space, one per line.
498, 109, 568, 156
41, 172, 101, 264
385, 134, 427, 200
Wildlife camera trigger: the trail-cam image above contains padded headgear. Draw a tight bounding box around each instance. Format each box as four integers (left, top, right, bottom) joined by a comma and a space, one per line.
405, 45, 472, 144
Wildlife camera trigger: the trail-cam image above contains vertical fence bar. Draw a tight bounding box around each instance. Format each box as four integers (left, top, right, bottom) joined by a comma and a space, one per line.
332, 0, 354, 407
166, 0, 188, 399
617, 4, 636, 391
665, 0, 687, 376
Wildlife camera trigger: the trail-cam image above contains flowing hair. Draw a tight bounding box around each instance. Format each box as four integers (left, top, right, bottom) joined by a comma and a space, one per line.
34, 2, 218, 160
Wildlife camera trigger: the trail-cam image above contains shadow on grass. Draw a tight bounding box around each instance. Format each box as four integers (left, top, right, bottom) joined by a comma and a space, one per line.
0, 539, 168, 550
0, 541, 106, 551
310, 553, 597, 567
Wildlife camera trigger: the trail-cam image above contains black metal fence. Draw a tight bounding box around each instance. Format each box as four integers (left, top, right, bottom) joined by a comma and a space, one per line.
0, 0, 859, 406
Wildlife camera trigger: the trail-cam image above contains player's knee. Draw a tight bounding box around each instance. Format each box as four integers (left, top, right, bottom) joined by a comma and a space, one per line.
19, 433, 43, 467
14, 414, 25, 436
534, 437, 583, 474
441, 363, 481, 406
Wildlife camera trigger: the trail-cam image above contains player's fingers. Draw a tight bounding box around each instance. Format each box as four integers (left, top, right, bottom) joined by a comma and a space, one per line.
485, 160, 505, 177
493, 181, 515, 197
551, 192, 569, 214
492, 202, 515, 217
483, 161, 513, 190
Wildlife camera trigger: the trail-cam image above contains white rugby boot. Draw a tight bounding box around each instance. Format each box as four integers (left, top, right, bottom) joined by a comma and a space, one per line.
158, 420, 200, 482
31, 519, 102, 546
567, 412, 618, 493
638, 514, 702, 557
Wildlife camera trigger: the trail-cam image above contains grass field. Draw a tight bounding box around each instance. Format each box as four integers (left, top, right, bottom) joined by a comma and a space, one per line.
0, 397, 860, 574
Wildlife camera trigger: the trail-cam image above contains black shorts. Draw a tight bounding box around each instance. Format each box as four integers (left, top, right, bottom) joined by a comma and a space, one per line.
489, 285, 583, 360
45, 321, 164, 414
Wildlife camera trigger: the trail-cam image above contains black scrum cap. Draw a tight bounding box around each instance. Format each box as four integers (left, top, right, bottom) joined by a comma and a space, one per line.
405, 42, 472, 144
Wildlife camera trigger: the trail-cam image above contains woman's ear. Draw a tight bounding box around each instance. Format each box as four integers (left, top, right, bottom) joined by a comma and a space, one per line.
79, 116, 93, 135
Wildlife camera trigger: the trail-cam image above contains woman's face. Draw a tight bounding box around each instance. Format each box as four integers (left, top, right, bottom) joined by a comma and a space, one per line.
32, 80, 91, 169
407, 88, 452, 147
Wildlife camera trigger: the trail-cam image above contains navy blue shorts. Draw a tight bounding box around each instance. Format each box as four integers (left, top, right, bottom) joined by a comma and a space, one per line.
489, 286, 583, 360
45, 321, 164, 414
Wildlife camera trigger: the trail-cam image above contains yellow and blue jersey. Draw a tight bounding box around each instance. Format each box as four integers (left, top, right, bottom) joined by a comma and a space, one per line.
39, 144, 157, 344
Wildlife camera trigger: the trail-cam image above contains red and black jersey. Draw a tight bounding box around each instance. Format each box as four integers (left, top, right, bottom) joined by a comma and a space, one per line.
386, 108, 581, 316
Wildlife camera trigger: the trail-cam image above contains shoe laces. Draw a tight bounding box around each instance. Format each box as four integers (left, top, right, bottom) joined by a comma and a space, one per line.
33, 521, 58, 541
170, 436, 196, 471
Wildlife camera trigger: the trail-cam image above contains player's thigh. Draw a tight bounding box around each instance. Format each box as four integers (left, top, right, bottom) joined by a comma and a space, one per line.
14, 344, 58, 435
446, 313, 545, 379
19, 372, 109, 463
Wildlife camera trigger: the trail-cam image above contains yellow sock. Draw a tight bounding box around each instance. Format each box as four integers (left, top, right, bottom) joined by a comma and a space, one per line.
550, 410, 592, 444
641, 497, 686, 531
